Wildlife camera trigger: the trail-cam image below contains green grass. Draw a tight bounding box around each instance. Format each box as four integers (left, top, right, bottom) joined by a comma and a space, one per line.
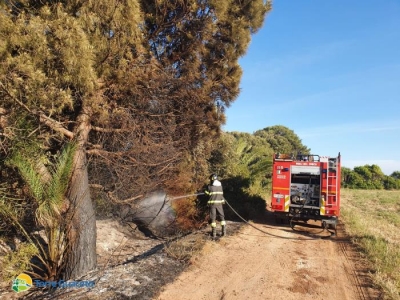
341, 189, 400, 299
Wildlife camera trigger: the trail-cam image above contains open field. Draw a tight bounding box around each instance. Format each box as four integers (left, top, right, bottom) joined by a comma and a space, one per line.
341, 189, 400, 299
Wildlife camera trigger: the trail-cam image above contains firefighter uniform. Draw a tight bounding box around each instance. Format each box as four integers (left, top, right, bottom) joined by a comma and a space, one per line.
205, 175, 226, 237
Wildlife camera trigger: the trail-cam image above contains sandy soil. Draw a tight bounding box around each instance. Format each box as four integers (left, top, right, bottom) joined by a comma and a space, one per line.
155, 211, 380, 300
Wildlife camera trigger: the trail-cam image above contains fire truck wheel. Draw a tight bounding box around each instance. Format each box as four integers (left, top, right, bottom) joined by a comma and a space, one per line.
322, 221, 327, 229
274, 215, 288, 224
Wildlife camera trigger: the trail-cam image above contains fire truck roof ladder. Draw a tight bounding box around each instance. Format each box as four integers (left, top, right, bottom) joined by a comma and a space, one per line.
327, 157, 338, 208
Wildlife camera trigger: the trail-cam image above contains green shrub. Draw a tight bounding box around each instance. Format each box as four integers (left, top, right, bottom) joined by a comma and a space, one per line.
0, 242, 38, 282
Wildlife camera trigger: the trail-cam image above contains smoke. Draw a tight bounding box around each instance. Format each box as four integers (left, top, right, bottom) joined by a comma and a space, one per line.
133, 191, 176, 235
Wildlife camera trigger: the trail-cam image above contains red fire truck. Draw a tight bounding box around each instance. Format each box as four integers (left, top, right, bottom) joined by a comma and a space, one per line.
271, 153, 341, 231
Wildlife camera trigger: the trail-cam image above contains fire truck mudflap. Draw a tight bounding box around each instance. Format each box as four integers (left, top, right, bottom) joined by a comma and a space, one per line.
271, 153, 341, 231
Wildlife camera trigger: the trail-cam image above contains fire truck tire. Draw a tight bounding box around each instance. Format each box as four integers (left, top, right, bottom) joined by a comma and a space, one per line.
274, 215, 281, 224
322, 221, 327, 229
274, 215, 288, 224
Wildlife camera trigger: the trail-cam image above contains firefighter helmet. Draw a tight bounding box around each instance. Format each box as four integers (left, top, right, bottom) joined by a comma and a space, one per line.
210, 174, 218, 181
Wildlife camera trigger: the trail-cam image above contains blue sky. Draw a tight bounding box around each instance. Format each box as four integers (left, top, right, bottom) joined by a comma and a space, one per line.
223, 0, 400, 175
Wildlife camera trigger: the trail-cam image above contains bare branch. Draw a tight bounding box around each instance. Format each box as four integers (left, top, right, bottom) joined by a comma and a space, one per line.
39, 113, 74, 139
0, 82, 74, 139
0, 81, 33, 113
89, 184, 105, 190
86, 143, 103, 149
86, 149, 127, 157
107, 191, 143, 204
89, 183, 143, 204
91, 126, 133, 134
0, 133, 12, 138
87, 148, 181, 167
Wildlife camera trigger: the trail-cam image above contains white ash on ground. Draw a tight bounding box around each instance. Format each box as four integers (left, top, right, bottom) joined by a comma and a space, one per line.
4, 219, 242, 300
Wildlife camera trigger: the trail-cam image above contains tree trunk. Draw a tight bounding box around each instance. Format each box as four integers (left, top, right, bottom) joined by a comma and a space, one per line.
64, 110, 97, 279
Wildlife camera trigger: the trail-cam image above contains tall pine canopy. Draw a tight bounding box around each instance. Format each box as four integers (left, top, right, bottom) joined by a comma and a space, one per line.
0, 0, 271, 279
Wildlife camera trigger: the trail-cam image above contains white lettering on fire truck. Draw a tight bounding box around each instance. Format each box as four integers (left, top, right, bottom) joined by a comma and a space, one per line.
277, 175, 286, 179
273, 194, 284, 198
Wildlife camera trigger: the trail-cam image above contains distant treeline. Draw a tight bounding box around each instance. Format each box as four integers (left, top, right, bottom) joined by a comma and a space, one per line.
218, 128, 400, 191
341, 166, 400, 190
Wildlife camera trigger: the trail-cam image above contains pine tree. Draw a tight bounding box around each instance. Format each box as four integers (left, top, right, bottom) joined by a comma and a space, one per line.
0, 0, 271, 279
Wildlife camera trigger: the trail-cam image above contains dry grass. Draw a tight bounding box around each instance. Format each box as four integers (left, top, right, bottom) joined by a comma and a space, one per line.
341, 189, 400, 299
164, 234, 206, 263
171, 198, 206, 231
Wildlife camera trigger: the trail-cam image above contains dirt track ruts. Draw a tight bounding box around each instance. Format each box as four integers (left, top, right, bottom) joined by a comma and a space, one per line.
155, 211, 381, 300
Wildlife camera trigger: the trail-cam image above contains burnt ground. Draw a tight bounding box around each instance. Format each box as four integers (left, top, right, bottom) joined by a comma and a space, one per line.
0, 219, 243, 300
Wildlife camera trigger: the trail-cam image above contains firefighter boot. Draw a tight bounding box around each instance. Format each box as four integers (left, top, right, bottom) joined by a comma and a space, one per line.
211, 227, 216, 238
221, 225, 226, 236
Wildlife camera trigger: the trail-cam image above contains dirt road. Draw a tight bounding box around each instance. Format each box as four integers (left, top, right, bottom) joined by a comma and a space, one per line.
0, 212, 381, 300
155, 211, 380, 300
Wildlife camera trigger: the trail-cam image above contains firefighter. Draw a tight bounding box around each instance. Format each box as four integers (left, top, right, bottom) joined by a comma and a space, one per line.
205, 174, 226, 238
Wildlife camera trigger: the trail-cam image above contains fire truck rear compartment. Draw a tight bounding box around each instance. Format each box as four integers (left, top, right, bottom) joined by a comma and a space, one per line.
289, 173, 321, 218
271, 153, 341, 232
288, 164, 321, 217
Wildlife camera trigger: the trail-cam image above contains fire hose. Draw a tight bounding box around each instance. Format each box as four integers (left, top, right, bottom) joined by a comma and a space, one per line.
153, 193, 270, 236
168, 193, 205, 201
147, 192, 335, 239
159, 193, 300, 237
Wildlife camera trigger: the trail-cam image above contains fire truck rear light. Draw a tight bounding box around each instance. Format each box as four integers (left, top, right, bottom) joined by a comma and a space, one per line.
272, 205, 283, 210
